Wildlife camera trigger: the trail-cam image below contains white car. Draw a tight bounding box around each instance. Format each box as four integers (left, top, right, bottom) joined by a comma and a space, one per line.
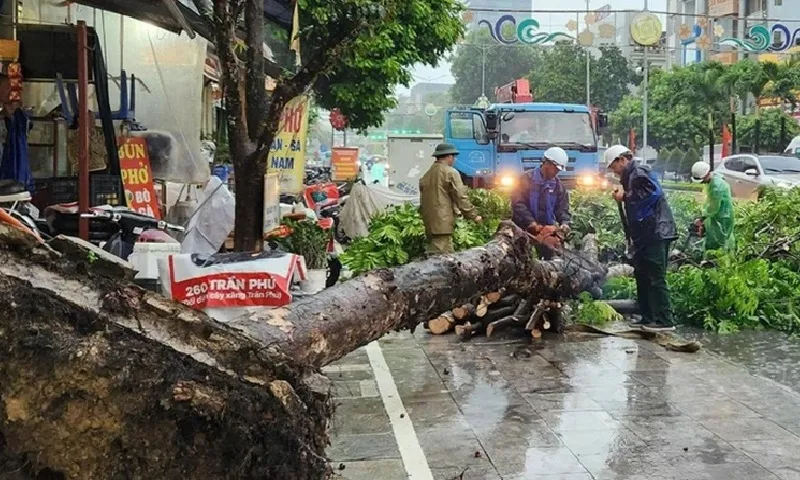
716, 154, 800, 199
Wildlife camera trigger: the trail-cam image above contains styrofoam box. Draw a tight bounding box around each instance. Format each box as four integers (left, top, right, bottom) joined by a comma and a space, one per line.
129, 241, 181, 280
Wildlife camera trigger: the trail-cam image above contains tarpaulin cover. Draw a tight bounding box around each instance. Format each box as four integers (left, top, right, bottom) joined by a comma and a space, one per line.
180, 176, 235, 255
339, 182, 419, 239
159, 250, 306, 323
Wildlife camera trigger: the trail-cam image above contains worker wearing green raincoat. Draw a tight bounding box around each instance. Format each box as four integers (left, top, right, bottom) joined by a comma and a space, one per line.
691, 162, 735, 252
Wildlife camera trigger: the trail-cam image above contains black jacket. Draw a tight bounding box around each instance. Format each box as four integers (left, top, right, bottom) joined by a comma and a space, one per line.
511, 169, 571, 229
620, 161, 677, 252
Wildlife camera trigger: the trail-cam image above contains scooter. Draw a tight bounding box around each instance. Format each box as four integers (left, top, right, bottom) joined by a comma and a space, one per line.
80, 209, 185, 291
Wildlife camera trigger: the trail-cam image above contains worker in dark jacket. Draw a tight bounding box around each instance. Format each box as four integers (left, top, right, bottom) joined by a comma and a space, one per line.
512, 147, 571, 250
606, 145, 678, 333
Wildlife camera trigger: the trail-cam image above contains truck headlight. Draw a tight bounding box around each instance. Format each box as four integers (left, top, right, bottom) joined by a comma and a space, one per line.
499, 175, 515, 188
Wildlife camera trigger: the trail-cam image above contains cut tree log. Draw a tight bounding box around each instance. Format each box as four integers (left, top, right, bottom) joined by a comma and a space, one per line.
0, 221, 606, 479
492, 294, 521, 309
456, 305, 517, 339
484, 290, 505, 305
428, 311, 457, 335
452, 303, 476, 321
486, 298, 529, 338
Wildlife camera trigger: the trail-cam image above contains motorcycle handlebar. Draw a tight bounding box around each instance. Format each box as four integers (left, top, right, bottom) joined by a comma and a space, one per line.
81, 211, 185, 233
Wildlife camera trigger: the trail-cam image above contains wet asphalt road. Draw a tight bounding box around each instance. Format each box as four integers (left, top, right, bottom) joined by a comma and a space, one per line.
326, 327, 800, 480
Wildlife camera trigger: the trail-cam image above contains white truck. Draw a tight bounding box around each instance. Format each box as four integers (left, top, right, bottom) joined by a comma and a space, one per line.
386, 134, 443, 196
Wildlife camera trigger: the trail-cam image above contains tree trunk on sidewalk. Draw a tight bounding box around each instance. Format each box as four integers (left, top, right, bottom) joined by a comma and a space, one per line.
0, 222, 606, 479
231, 143, 268, 251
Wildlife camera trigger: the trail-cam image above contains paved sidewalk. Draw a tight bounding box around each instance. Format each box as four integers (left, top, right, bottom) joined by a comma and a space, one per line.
327, 329, 800, 480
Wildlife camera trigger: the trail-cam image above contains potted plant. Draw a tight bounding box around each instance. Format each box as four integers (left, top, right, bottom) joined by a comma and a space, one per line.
273, 220, 330, 293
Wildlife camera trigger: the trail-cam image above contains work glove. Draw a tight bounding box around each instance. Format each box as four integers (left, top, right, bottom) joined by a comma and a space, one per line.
560, 224, 571, 235
534, 225, 564, 251
538, 225, 558, 237
527, 222, 542, 235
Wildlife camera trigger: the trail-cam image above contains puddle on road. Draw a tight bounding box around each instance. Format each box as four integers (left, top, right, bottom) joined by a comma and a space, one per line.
681, 327, 800, 394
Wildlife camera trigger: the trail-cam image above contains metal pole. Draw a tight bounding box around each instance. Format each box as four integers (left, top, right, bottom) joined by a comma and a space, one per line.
481, 46, 486, 97
78, 21, 91, 241
586, 0, 591, 106
709, 113, 715, 170
642, 0, 649, 158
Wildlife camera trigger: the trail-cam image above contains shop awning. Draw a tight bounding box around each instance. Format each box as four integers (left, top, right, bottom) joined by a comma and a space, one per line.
72, 0, 294, 41
73, 0, 291, 77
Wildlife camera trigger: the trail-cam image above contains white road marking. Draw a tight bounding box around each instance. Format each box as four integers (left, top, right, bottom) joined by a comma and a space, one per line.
365, 341, 434, 480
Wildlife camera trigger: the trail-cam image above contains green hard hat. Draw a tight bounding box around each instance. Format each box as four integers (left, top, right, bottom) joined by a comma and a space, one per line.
432, 143, 459, 157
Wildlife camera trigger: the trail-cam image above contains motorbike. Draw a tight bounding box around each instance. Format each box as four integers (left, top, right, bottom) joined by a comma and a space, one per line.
79, 209, 185, 291
79, 209, 184, 260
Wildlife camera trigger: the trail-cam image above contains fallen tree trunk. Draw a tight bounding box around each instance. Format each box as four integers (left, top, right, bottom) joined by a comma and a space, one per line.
0, 221, 606, 479
227, 222, 606, 367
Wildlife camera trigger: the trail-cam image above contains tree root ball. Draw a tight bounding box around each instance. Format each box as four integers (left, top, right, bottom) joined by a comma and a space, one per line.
0, 275, 332, 480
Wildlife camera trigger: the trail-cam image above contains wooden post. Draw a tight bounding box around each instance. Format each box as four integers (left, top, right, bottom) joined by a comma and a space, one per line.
77, 21, 90, 240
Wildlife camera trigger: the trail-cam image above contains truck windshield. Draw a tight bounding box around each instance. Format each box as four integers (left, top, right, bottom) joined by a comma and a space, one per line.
499, 111, 596, 148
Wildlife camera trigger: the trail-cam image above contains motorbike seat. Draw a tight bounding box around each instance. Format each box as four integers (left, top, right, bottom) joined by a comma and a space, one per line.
0, 179, 27, 196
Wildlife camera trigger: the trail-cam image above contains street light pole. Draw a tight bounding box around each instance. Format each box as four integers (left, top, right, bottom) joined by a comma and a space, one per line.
481, 46, 486, 98
642, 0, 649, 157
586, 0, 591, 106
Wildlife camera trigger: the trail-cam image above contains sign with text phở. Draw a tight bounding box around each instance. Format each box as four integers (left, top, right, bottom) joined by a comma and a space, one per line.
268, 95, 310, 193
118, 136, 161, 219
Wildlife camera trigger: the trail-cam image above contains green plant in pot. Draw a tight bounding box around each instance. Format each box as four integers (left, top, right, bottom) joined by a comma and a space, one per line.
273, 220, 330, 293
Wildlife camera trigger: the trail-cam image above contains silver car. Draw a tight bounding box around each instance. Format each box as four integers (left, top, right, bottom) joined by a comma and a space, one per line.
716, 154, 800, 200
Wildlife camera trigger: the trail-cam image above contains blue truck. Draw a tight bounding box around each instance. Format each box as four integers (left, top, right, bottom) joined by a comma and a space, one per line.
444, 79, 608, 190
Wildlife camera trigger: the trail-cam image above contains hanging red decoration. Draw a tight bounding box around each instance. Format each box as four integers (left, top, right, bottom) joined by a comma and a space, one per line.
329, 109, 347, 131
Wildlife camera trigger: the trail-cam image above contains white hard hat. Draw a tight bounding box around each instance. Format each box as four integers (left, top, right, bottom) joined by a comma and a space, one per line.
543, 147, 569, 171
691, 161, 711, 183
604, 145, 632, 167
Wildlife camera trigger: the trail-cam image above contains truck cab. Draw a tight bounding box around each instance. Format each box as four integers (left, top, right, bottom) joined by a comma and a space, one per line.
445, 79, 608, 189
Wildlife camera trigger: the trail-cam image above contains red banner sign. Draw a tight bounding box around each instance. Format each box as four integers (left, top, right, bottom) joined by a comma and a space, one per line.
118, 137, 161, 219
171, 271, 290, 309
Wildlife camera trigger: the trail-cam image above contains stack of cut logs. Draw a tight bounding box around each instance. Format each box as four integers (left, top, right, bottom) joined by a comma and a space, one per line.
426, 289, 565, 340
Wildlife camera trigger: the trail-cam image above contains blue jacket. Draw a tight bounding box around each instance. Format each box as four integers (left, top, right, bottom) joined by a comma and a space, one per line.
620, 161, 677, 252
511, 167, 571, 228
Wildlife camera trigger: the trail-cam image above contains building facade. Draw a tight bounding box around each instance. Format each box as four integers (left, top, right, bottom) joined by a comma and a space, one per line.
667, 0, 800, 68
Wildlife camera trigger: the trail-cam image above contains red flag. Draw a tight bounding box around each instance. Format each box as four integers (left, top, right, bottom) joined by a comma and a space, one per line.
721, 124, 732, 158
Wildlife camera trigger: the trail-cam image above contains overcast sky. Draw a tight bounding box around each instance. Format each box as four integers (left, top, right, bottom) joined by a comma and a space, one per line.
401, 0, 668, 92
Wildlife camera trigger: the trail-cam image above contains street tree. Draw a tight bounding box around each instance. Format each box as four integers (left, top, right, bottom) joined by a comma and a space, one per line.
527, 45, 635, 111
682, 148, 701, 180
192, 0, 463, 250
667, 149, 684, 178
738, 109, 800, 153
449, 28, 539, 105
610, 63, 743, 151
654, 147, 669, 179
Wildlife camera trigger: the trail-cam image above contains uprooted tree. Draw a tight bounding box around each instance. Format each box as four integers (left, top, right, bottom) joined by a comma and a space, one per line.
191, 0, 463, 251
0, 222, 606, 479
